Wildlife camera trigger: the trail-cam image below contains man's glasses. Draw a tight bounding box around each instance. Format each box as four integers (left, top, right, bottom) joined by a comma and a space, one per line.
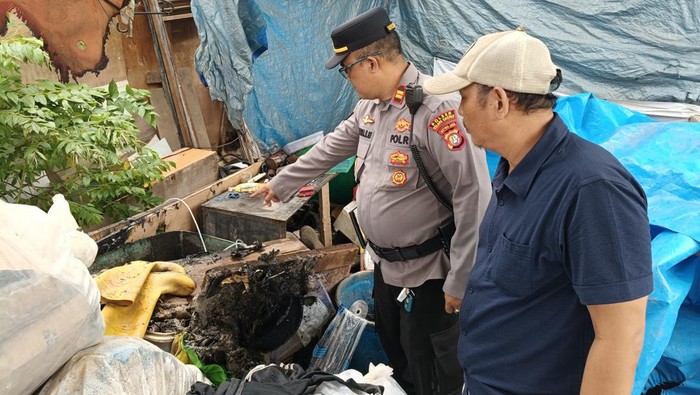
338, 51, 381, 79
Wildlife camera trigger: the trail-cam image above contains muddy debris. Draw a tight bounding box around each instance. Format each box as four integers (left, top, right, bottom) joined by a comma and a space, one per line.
147, 296, 192, 333
183, 250, 317, 377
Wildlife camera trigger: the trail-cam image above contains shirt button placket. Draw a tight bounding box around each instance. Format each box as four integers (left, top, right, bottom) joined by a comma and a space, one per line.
487, 188, 504, 254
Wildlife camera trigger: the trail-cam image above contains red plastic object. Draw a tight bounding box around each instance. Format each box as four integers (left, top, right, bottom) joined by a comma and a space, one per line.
298, 185, 315, 197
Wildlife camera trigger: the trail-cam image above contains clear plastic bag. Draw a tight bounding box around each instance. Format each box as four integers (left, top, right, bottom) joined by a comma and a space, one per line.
0, 196, 104, 394
310, 305, 368, 374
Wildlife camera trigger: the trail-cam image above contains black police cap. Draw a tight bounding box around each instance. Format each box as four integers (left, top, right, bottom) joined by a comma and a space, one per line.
325, 7, 396, 69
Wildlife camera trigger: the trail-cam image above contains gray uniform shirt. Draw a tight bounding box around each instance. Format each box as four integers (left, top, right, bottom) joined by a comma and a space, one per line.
270, 63, 491, 297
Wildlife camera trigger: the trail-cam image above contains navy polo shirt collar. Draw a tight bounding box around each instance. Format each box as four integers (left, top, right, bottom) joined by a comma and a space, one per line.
499, 114, 568, 197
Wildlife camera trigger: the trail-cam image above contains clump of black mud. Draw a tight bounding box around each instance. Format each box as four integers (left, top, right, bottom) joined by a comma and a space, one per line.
184, 250, 316, 377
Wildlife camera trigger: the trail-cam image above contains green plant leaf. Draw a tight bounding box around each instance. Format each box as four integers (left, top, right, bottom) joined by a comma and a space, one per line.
0, 33, 172, 228
108, 80, 118, 99
180, 337, 228, 386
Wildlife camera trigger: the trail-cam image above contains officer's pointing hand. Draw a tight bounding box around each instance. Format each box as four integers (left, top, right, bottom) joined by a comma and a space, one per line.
249, 183, 280, 207
445, 293, 462, 314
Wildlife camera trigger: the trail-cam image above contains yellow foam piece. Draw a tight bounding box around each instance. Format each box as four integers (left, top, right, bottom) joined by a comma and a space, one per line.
96, 260, 185, 306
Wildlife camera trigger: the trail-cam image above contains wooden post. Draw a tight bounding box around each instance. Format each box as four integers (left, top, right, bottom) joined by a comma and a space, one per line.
319, 183, 333, 247
143, 0, 194, 146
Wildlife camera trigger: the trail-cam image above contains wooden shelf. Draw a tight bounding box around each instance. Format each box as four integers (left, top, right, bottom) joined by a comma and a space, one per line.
163, 12, 192, 22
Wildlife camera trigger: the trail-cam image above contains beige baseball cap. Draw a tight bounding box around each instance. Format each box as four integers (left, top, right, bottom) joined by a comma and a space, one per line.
424, 28, 558, 95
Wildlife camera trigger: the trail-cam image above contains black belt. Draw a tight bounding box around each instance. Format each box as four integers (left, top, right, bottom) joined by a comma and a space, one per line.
368, 233, 446, 262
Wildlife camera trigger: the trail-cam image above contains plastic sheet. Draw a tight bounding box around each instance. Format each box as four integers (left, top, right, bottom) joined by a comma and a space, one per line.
311, 305, 368, 374
191, 0, 699, 153
266, 274, 335, 362
38, 336, 208, 394
0, 195, 104, 395
634, 231, 700, 394
317, 363, 407, 395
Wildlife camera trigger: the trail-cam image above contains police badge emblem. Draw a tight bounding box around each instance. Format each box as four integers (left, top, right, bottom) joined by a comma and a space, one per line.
391, 169, 407, 185
389, 150, 409, 166
394, 118, 411, 133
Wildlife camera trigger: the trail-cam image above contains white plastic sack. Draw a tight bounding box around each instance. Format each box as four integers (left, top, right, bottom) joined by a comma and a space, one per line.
47, 195, 98, 267
38, 336, 208, 395
0, 196, 104, 395
315, 363, 407, 395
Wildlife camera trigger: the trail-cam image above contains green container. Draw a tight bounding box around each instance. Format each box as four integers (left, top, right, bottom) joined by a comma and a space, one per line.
91, 231, 235, 274
297, 146, 356, 206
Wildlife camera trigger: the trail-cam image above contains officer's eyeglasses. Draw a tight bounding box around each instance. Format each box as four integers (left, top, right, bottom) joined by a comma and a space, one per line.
338, 51, 381, 79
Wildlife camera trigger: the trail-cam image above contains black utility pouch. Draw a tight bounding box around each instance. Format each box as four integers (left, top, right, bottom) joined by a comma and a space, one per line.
438, 217, 456, 257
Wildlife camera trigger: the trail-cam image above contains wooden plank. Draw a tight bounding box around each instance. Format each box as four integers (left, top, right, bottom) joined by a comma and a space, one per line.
89, 162, 263, 244
275, 243, 358, 291
165, 17, 217, 149
316, 265, 352, 293
146, 71, 163, 84
149, 88, 181, 150
200, 89, 226, 148
120, 10, 160, 90
276, 243, 359, 272
143, 0, 192, 146
319, 183, 332, 247
185, 237, 309, 296
186, 242, 357, 297
151, 148, 219, 199
176, 68, 211, 149
163, 12, 193, 22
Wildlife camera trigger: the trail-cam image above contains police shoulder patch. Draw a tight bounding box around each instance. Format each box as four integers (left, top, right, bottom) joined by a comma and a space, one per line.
393, 85, 406, 105
429, 110, 458, 135
444, 127, 466, 151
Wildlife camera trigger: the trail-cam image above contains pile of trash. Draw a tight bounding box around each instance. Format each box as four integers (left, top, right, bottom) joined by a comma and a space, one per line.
0, 194, 404, 394
0, 196, 206, 394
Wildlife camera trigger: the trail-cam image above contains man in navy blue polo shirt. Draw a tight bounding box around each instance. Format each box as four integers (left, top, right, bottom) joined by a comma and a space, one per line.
424, 28, 653, 394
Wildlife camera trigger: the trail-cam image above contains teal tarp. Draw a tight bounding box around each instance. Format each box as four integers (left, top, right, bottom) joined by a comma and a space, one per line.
191, 0, 699, 153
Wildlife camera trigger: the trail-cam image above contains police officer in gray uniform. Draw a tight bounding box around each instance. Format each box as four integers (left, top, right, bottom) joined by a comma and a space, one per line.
251, 7, 491, 395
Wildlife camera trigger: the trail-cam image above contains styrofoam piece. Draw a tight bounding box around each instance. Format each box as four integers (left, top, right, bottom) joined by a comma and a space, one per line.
282, 131, 324, 155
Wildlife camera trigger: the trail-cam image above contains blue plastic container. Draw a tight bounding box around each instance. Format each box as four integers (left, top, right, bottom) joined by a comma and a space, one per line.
335, 270, 390, 373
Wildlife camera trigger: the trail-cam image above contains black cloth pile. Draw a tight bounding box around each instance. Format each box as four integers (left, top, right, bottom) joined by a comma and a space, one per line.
188, 363, 383, 395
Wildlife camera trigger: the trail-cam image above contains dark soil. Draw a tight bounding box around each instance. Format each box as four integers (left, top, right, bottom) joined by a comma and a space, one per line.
182, 250, 316, 377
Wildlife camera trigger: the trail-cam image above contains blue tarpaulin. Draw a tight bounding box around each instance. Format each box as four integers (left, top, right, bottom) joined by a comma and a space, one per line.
191, 0, 699, 154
